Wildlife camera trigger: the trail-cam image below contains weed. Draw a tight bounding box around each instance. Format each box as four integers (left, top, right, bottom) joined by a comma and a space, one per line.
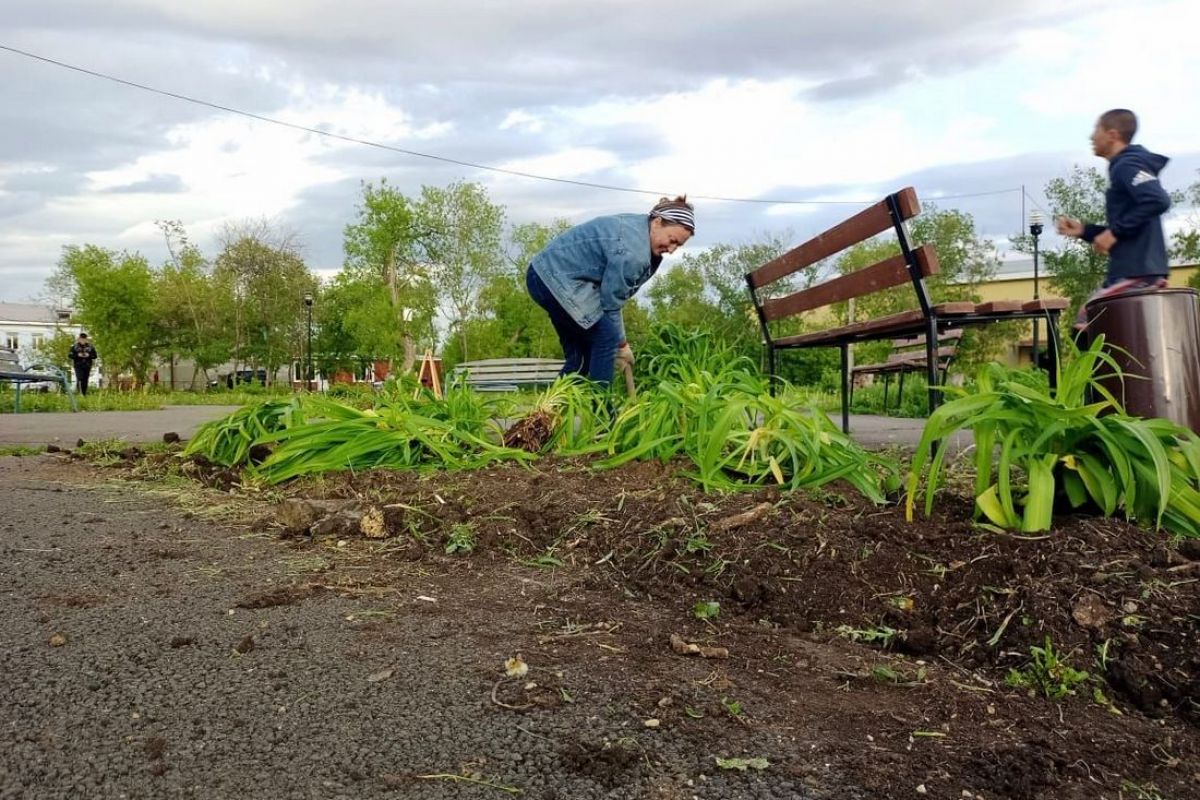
720, 697, 743, 717
692, 601, 720, 621
444, 523, 476, 555
835, 624, 899, 647
1005, 637, 1090, 699
0, 445, 44, 457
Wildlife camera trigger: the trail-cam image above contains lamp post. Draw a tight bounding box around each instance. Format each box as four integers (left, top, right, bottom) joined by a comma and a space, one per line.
303, 292, 314, 390
1029, 210, 1043, 368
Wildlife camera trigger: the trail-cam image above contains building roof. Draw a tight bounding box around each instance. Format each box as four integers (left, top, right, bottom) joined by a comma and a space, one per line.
0, 302, 72, 324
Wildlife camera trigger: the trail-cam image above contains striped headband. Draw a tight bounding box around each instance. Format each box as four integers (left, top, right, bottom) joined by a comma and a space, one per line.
650, 205, 695, 233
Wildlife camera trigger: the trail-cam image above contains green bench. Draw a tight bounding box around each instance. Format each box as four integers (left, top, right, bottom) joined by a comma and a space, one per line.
0, 348, 78, 412
450, 358, 565, 392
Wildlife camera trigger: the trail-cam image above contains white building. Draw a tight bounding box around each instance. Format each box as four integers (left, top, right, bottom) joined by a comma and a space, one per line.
0, 301, 79, 361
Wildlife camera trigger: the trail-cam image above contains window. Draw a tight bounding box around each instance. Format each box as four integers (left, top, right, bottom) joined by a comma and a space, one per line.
3, 333, 18, 350
31, 334, 45, 350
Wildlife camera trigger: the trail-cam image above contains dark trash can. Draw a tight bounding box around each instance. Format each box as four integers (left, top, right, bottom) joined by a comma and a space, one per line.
1085, 286, 1200, 433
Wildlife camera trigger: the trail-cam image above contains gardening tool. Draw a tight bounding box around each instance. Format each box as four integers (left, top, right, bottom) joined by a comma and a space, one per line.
620, 361, 636, 399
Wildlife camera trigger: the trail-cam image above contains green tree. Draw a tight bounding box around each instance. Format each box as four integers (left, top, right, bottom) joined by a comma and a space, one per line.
155, 221, 234, 388
49, 244, 158, 384
1038, 166, 1109, 318
342, 179, 438, 372
214, 220, 316, 385
416, 181, 506, 361
1169, 170, 1200, 275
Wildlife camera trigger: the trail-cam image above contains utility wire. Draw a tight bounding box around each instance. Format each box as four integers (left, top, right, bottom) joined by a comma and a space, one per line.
3, 43, 1028, 207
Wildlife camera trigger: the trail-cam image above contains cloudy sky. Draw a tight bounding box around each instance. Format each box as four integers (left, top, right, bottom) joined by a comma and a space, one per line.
2, 0, 1198, 303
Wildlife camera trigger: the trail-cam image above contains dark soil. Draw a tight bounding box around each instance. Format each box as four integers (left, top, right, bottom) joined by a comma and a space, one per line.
14, 449, 1200, 799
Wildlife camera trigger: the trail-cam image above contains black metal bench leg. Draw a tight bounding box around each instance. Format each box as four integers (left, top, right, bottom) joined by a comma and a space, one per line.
768, 344, 777, 397
897, 370, 905, 414
1045, 312, 1061, 398
925, 317, 940, 416
882, 373, 890, 413
840, 343, 850, 434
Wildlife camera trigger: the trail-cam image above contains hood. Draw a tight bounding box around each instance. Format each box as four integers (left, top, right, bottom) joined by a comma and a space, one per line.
1114, 143, 1169, 175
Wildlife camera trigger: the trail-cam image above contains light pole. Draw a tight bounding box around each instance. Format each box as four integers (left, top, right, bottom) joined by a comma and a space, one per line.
303, 292, 313, 390
1029, 210, 1043, 368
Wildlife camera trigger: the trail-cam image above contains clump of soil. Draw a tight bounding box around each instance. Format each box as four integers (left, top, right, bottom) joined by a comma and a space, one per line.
502, 408, 556, 452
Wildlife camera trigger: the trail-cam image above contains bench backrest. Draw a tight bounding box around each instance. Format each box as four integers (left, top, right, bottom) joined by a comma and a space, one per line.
746, 187, 939, 332
0, 348, 20, 371
451, 358, 564, 388
887, 329, 963, 363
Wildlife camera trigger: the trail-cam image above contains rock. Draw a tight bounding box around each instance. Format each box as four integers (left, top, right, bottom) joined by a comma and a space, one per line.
162, 432, 181, 444
169, 636, 195, 648
311, 510, 364, 538
360, 507, 389, 539
1072, 594, 1111, 629
1179, 539, 1200, 561
276, 499, 324, 532
49, 633, 67, 647
234, 635, 255, 654
46, 444, 62, 453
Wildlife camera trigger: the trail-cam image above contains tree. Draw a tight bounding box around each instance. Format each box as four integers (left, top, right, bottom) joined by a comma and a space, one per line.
213, 220, 316, 385
155, 221, 233, 388
415, 181, 506, 362
342, 179, 438, 372
1169, 170, 1200, 274
49, 244, 158, 384
1038, 166, 1109, 318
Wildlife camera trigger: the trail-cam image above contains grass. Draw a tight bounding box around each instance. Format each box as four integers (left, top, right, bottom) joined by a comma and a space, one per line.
0, 386, 301, 413
0, 445, 45, 457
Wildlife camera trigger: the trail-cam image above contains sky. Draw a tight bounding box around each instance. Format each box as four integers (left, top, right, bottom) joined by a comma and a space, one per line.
2, 0, 1199, 304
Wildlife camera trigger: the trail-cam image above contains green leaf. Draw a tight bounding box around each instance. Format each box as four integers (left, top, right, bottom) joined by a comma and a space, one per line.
715, 757, 770, 771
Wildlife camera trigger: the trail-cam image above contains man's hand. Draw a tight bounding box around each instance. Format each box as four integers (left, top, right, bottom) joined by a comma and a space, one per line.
1055, 216, 1084, 238
614, 342, 634, 369
1091, 229, 1117, 255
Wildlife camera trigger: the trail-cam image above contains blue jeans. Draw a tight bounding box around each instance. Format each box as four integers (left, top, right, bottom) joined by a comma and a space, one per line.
526, 266, 620, 385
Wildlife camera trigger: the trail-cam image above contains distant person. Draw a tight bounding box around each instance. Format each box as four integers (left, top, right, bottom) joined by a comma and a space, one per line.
1055, 108, 1172, 330
525, 196, 695, 385
68, 332, 98, 396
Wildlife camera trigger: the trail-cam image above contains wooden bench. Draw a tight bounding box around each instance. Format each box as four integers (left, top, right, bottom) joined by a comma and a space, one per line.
745, 187, 1067, 432
0, 348, 78, 412
450, 358, 565, 392
851, 330, 963, 413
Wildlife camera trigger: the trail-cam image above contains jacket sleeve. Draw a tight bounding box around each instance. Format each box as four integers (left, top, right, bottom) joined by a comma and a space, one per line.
1106, 162, 1172, 239
1081, 223, 1107, 243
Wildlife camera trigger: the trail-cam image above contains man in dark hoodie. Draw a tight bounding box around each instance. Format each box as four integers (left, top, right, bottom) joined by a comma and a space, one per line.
1056, 108, 1172, 330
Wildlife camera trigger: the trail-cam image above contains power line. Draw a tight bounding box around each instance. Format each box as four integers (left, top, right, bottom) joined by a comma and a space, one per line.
3, 42, 1025, 207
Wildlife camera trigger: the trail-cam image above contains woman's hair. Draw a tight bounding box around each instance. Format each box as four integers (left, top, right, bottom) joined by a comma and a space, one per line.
649, 195, 695, 233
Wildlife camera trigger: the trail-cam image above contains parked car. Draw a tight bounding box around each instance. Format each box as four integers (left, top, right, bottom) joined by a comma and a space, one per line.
210, 369, 268, 389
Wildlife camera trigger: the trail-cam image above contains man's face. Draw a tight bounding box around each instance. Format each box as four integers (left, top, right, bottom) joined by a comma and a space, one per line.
650, 220, 692, 256
1091, 121, 1117, 158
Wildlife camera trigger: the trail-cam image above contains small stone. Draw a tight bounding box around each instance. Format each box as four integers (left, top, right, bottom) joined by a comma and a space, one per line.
644, 718, 661, 728
1122, 601, 1139, 615
1071, 594, 1110, 629
916, 785, 928, 795
234, 635, 255, 654
162, 432, 181, 444
49, 633, 67, 647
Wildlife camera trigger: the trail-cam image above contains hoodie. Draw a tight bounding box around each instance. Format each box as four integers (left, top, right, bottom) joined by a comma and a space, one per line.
1082, 144, 1172, 284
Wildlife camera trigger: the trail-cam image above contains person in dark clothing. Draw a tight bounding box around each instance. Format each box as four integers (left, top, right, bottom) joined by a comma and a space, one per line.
1056, 108, 1172, 330
68, 332, 98, 395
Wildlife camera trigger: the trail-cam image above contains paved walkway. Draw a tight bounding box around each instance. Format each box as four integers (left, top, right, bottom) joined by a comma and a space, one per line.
1, 405, 968, 451
0, 405, 241, 446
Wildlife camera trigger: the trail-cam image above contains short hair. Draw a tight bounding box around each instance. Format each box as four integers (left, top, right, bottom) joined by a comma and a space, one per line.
78, 332, 89, 338
1098, 109, 1138, 143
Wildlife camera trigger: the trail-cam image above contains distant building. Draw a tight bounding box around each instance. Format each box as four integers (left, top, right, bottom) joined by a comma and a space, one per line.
0, 301, 79, 358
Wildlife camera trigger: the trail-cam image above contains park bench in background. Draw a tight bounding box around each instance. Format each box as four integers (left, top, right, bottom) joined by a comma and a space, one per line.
450, 358, 565, 392
746, 187, 1068, 432
851, 329, 963, 413
0, 348, 78, 412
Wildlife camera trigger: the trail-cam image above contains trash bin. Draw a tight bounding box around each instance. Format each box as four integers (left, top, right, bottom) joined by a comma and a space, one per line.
1085, 287, 1200, 433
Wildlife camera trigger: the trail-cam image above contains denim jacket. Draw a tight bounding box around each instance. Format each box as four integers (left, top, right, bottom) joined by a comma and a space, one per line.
530, 213, 654, 339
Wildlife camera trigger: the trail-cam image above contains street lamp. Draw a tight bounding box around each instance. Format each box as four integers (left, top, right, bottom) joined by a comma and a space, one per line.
1029, 210, 1044, 368
303, 292, 314, 390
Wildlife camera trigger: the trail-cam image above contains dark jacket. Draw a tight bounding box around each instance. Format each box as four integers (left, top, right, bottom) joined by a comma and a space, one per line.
68, 341, 98, 368
1082, 144, 1171, 284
